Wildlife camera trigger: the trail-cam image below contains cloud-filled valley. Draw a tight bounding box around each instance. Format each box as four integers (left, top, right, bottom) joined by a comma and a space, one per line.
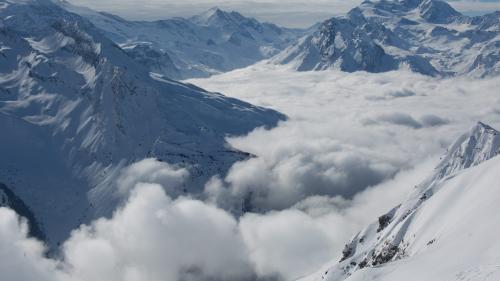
190, 64, 500, 212
2, 63, 500, 281
0, 155, 436, 281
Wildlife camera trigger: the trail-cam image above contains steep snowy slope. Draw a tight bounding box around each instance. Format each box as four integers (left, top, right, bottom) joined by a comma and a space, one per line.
274, 0, 500, 77
300, 122, 500, 281
122, 42, 182, 80
0, 183, 45, 241
0, 0, 284, 246
59, 1, 307, 79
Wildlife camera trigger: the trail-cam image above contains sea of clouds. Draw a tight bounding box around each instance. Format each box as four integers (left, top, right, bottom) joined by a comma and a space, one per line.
191, 64, 500, 213
2, 65, 500, 281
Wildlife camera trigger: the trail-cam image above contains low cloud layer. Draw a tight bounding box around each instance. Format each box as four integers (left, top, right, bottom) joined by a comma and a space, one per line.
63, 183, 255, 281
363, 112, 450, 129
0, 185, 255, 281
190, 65, 500, 214
116, 158, 189, 195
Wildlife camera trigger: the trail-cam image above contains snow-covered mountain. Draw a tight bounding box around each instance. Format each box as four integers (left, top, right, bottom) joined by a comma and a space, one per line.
0, 0, 284, 246
274, 0, 500, 77
300, 122, 500, 281
58, 1, 307, 79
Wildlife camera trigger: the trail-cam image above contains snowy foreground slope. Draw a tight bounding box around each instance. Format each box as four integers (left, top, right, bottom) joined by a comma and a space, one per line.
59, 1, 307, 79
0, 0, 284, 246
274, 0, 500, 77
299, 122, 500, 281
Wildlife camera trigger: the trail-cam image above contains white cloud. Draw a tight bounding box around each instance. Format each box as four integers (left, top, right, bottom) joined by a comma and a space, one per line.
63, 183, 255, 281
0, 182, 257, 281
190, 64, 500, 213
0, 161, 255, 281
0, 156, 436, 281
236, 156, 437, 280
363, 112, 449, 129
115, 158, 189, 196
62, 65, 500, 281
0, 208, 66, 281
240, 209, 337, 279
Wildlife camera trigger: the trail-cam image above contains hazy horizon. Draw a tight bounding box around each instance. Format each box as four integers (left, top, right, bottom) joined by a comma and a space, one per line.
66, 0, 500, 28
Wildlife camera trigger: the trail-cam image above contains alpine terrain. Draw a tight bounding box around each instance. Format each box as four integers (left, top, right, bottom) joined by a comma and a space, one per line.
1, 0, 500, 280
0, 0, 284, 246
274, 0, 500, 77
59, 1, 308, 79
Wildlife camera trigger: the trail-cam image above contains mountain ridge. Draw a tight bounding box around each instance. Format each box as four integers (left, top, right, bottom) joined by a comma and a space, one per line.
273, 0, 500, 77
58, 1, 308, 79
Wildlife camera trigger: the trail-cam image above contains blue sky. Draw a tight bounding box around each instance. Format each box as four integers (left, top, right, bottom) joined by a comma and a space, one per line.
67, 0, 500, 27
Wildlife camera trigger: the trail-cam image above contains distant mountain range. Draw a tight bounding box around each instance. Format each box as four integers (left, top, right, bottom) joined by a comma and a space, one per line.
59, 1, 310, 79
58, 0, 500, 78
273, 0, 500, 77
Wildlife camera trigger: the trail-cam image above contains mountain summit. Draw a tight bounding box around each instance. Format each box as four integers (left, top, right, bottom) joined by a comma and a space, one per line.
434, 122, 500, 180
189, 7, 245, 27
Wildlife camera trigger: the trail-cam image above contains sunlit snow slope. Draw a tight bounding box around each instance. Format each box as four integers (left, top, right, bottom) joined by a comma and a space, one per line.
0, 0, 284, 246
300, 122, 500, 281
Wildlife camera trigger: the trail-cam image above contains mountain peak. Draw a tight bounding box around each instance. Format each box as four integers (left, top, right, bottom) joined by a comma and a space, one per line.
189, 7, 256, 28
190, 7, 233, 26
207, 6, 225, 16
417, 0, 463, 23
434, 122, 500, 180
